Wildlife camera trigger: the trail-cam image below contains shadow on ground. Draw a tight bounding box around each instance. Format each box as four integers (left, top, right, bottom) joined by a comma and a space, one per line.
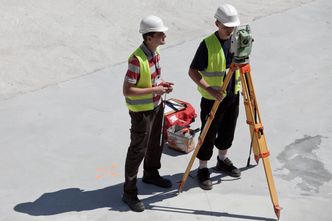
13, 172, 193, 216
14, 165, 275, 220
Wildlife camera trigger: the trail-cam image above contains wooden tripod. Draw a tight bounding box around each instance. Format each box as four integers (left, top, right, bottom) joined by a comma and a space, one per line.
178, 62, 281, 219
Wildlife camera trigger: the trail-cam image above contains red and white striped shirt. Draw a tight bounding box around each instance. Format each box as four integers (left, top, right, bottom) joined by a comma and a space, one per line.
125, 43, 163, 107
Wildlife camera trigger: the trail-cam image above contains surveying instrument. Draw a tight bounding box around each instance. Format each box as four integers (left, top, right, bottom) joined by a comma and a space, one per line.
178, 25, 282, 219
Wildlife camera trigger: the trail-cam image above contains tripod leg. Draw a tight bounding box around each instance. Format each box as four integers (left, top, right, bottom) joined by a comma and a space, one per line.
240, 64, 262, 163
239, 64, 281, 219
178, 103, 217, 192
178, 64, 237, 192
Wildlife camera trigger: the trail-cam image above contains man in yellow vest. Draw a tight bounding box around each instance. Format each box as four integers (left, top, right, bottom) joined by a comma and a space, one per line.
122, 15, 174, 212
188, 4, 242, 190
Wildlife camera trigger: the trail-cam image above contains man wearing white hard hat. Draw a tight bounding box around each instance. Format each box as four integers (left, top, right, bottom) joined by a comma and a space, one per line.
188, 4, 242, 190
122, 15, 173, 212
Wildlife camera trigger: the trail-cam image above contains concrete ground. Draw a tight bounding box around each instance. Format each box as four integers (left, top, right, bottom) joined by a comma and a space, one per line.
1, 0, 332, 220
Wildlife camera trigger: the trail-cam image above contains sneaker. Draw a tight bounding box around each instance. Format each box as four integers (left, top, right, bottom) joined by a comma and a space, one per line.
197, 168, 212, 190
216, 157, 241, 177
142, 170, 172, 188
122, 194, 145, 212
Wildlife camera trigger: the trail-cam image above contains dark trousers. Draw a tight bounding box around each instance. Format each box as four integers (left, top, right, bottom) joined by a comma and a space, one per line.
123, 104, 164, 196
197, 94, 239, 161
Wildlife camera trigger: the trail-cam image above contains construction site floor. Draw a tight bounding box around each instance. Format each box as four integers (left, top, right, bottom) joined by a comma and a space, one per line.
1, 0, 332, 220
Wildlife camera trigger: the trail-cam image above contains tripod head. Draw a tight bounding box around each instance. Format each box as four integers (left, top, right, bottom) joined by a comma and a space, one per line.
230, 24, 253, 64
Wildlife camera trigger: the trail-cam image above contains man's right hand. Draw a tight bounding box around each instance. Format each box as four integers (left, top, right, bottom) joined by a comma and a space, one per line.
154, 85, 170, 95
206, 87, 226, 101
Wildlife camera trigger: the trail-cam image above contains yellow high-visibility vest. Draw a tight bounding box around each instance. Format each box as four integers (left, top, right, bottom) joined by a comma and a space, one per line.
198, 33, 241, 100
125, 47, 154, 112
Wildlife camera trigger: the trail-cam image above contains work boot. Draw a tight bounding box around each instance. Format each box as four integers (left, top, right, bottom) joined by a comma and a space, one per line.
122, 193, 145, 212
142, 170, 172, 188
197, 168, 212, 190
216, 157, 241, 177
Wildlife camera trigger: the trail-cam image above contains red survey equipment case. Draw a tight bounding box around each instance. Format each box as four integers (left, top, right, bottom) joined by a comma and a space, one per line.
163, 98, 198, 153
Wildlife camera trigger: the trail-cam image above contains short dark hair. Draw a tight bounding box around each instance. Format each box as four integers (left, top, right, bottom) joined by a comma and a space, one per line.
143, 32, 156, 41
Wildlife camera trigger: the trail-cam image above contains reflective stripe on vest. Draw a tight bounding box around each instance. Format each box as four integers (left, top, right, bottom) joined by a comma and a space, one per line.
125, 47, 154, 112
198, 33, 241, 100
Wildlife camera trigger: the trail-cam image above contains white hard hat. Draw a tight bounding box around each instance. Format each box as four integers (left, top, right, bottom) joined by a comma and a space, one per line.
214, 4, 240, 27
139, 15, 168, 34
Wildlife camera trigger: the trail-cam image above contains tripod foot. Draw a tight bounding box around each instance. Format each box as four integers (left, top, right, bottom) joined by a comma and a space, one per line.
274, 205, 282, 220
178, 181, 184, 193
254, 155, 260, 164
